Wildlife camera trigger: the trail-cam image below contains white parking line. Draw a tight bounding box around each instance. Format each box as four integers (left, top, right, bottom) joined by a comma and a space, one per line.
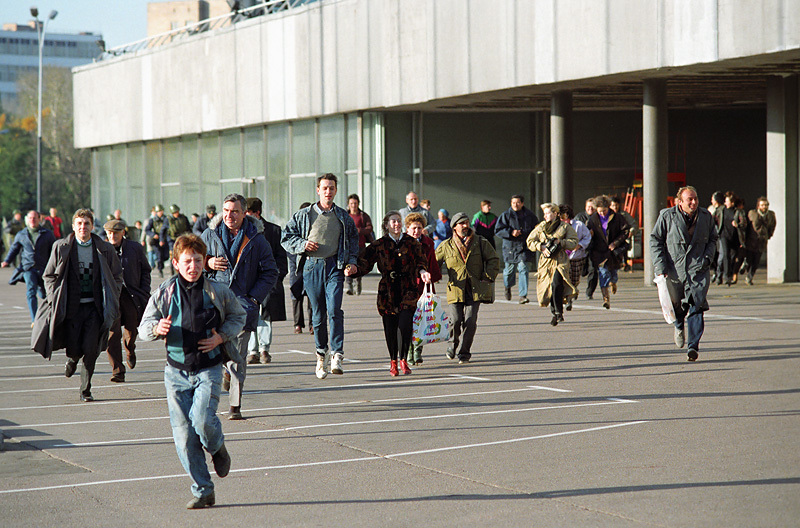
48, 398, 636, 448
0, 420, 647, 495
494, 297, 800, 325
3, 386, 545, 429
529, 385, 573, 393
0, 375, 469, 410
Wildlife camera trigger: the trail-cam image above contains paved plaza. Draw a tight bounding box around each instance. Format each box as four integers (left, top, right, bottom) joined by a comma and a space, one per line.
0, 266, 798, 527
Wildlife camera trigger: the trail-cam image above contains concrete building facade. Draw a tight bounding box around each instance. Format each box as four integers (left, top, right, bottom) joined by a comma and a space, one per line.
73, 0, 800, 283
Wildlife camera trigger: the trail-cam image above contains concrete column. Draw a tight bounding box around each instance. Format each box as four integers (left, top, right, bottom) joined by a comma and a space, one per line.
550, 91, 573, 206
766, 76, 800, 283
642, 79, 669, 286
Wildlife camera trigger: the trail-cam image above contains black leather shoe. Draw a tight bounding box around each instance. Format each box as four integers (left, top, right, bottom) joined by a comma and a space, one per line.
446, 347, 456, 360
550, 315, 558, 326
687, 349, 699, 362
65, 359, 78, 378
80, 393, 94, 402
110, 374, 125, 383
186, 493, 215, 509
126, 351, 136, 369
212, 444, 231, 478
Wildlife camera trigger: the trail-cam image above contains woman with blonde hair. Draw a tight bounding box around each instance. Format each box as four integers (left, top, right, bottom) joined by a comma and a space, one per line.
527, 203, 579, 326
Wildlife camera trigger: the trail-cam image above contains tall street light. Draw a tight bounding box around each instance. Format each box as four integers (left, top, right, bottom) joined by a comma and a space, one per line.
30, 6, 58, 213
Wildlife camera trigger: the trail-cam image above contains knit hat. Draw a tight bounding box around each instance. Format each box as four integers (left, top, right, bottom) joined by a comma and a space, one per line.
450, 212, 469, 228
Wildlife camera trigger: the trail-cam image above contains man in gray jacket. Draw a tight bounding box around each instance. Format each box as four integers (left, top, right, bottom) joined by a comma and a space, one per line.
650, 186, 718, 362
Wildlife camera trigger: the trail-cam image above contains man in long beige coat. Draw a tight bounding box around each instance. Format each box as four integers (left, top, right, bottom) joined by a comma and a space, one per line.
527, 203, 579, 326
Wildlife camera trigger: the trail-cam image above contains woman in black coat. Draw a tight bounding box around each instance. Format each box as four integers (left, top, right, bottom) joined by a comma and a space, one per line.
585, 195, 629, 309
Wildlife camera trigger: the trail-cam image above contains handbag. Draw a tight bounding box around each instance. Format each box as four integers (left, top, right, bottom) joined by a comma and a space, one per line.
476, 237, 495, 304
412, 283, 453, 346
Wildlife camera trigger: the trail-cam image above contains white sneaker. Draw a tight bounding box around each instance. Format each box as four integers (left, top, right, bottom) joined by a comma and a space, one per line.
331, 352, 344, 375
315, 353, 328, 379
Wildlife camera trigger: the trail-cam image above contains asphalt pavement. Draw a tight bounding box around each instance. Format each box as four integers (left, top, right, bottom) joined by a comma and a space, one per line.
1, 266, 798, 527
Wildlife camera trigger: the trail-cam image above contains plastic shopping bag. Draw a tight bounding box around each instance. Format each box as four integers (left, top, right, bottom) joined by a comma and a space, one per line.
412, 283, 452, 346
653, 274, 678, 324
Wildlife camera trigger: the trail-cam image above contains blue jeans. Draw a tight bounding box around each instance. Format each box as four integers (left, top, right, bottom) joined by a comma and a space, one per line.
248, 315, 272, 353
164, 363, 224, 499
303, 256, 345, 355
23, 270, 45, 321
674, 303, 705, 351
503, 260, 529, 297
597, 266, 618, 288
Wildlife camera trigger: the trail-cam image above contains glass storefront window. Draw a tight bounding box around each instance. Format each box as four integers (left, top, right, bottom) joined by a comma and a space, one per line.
267, 124, 290, 224
221, 130, 242, 184
128, 143, 146, 220
291, 120, 315, 175
200, 133, 220, 209
110, 146, 127, 218
145, 142, 162, 210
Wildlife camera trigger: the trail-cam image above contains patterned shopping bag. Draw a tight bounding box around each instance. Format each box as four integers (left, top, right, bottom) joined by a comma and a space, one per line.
412, 283, 453, 346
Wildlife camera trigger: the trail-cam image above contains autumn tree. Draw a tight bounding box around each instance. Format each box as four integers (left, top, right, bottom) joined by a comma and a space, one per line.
15, 66, 91, 215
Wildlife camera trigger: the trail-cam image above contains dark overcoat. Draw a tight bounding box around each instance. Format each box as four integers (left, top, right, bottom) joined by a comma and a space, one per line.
32, 233, 122, 359
494, 207, 538, 263
201, 214, 278, 332
252, 216, 288, 322
118, 237, 152, 318
650, 205, 718, 312
586, 211, 629, 269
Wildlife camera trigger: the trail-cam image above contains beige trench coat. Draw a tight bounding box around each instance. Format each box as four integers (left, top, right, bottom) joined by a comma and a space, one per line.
527, 221, 579, 307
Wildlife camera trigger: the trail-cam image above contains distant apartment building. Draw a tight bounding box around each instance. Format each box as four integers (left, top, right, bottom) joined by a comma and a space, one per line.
0, 22, 101, 112
147, 0, 232, 36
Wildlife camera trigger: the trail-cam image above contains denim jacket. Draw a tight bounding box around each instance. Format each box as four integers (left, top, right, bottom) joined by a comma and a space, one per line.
281, 203, 359, 270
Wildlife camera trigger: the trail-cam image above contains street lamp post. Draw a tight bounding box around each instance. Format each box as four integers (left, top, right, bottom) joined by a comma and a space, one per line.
30, 6, 58, 213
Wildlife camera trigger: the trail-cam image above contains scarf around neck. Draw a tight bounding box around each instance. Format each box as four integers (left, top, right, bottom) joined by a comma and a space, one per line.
543, 218, 561, 236
220, 221, 246, 264
453, 229, 474, 262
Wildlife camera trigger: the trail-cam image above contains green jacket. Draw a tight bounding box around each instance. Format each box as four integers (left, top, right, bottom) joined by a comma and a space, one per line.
435, 232, 500, 304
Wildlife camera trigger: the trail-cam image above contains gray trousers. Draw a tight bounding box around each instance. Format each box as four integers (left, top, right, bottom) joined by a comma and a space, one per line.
451, 302, 480, 360
225, 331, 251, 408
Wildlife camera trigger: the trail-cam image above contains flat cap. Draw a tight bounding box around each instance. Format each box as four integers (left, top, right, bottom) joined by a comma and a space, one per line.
450, 212, 470, 228
103, 219, 126, 232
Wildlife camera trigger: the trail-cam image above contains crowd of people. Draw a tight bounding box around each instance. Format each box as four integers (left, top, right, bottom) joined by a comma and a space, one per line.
0, 178, 777, 508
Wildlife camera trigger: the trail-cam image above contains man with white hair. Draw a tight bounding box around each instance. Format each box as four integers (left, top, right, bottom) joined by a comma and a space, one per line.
650, 186, 718, 362
399, 191, 435, 236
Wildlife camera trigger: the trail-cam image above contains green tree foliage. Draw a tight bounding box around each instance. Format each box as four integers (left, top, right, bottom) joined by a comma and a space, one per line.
0, 123, 36, 218
14, 66, 91, 216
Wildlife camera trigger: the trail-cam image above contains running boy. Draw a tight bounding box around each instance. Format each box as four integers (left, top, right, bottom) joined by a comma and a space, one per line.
138, 234, 246, 509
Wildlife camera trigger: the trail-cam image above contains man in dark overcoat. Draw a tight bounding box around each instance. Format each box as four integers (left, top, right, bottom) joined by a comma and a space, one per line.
650, 186, 719, 362
32, 209, 122, 401
103, 219, 152, 382
245, 198, 288, 364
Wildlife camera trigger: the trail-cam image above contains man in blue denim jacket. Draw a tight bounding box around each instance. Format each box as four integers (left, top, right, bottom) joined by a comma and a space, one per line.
139, 234, 246, 509
281, 173, 359, 379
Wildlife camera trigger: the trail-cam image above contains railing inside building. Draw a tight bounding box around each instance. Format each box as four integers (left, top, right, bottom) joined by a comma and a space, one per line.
98, 0, 317, 60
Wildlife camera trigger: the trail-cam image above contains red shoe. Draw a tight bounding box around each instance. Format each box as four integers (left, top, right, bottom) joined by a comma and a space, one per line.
399, 359, 412, 375
389, 360, 398, 377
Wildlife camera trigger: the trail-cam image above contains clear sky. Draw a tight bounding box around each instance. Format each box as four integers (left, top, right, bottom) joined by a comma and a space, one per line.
0, 1, 152, 49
